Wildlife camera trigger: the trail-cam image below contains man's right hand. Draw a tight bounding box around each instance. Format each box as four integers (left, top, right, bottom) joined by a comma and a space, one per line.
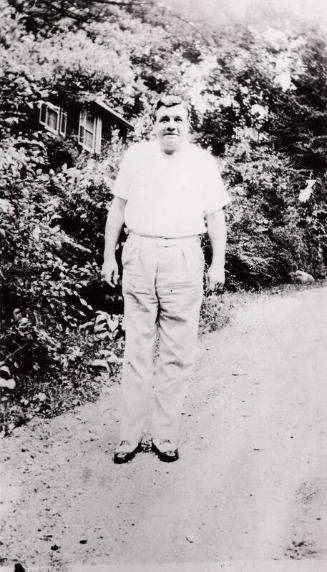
101, 258, 119, 287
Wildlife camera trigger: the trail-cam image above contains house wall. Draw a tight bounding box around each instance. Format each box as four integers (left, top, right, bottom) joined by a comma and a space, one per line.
102, 120, 128, 145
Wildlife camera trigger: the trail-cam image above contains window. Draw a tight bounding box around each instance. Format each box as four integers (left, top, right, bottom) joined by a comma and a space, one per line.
39, 102, 67, 137
78, 110, 102, 154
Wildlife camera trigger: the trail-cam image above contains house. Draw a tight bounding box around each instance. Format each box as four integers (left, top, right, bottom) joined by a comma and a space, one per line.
38, 94, 134, 155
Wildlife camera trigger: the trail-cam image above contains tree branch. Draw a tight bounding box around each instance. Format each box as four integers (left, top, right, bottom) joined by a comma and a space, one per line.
22, 0, 153, 23
1, 343, 29, 364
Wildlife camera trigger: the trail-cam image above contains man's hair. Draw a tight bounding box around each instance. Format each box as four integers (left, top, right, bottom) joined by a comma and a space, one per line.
153, 95, 189, 119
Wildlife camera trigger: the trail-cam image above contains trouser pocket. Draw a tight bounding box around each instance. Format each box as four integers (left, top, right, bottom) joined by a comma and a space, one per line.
121, 235, 139, 269
181, 240, 204, 279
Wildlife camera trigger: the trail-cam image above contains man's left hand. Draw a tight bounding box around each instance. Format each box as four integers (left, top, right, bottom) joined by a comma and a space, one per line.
206, 265, 225, 292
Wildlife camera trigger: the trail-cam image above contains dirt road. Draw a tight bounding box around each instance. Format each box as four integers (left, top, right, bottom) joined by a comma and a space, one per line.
1, 287, 327, 572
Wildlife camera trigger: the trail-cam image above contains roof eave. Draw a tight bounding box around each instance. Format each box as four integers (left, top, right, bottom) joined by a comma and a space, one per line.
93, 97, 134, 130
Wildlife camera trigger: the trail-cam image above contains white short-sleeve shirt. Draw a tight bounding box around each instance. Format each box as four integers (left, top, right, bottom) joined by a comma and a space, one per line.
112, 140, 230, 237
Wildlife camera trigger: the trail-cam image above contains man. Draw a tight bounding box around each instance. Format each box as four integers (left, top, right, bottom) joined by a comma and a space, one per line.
102, 95, 230, 464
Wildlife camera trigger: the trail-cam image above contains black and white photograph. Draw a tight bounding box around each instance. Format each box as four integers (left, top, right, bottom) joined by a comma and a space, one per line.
1, 1, 327, 571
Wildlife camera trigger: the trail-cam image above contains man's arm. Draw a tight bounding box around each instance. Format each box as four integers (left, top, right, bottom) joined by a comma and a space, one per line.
206, 208, 227, 292
101, 196, 127, 287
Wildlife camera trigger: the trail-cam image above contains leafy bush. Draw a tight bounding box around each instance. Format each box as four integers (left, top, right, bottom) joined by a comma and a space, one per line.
0, 131, 128, 433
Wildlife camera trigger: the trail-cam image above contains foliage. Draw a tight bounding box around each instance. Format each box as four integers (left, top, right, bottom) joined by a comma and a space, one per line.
0, 129, 126, 433
7, 0, 151, 34
197, 25, 327, 287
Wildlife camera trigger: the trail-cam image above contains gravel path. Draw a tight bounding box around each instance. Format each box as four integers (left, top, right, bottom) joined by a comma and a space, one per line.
1, 287, 327, 572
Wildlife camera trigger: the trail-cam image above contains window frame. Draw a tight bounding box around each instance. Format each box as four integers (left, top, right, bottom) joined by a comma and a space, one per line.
39, 102, 67, 137
78, 109, 102, 154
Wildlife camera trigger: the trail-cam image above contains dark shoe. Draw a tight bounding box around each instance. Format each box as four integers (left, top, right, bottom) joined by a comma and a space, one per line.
152, 439, 179, 463
113, 440, 141, 464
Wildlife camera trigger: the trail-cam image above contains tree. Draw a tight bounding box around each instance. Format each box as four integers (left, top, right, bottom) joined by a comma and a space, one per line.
7, 0, 153, 33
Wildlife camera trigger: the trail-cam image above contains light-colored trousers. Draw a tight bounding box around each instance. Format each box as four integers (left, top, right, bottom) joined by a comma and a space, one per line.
120, 232, 204, 445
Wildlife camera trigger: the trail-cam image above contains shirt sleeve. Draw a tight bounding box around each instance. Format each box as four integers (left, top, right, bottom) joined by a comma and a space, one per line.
111, 147, 134, 200
202, 153, 231, 215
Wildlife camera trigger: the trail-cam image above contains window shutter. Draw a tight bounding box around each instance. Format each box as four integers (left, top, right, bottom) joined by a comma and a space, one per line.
39, 102, 47, 125
94, 116, 102, 155
59, 110, 67, 137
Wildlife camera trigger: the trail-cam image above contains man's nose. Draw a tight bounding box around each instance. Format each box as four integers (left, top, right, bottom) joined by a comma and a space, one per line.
167, 119, 177, 131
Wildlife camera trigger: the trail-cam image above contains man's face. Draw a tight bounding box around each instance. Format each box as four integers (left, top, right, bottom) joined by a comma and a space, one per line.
154, 103, 189, 154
